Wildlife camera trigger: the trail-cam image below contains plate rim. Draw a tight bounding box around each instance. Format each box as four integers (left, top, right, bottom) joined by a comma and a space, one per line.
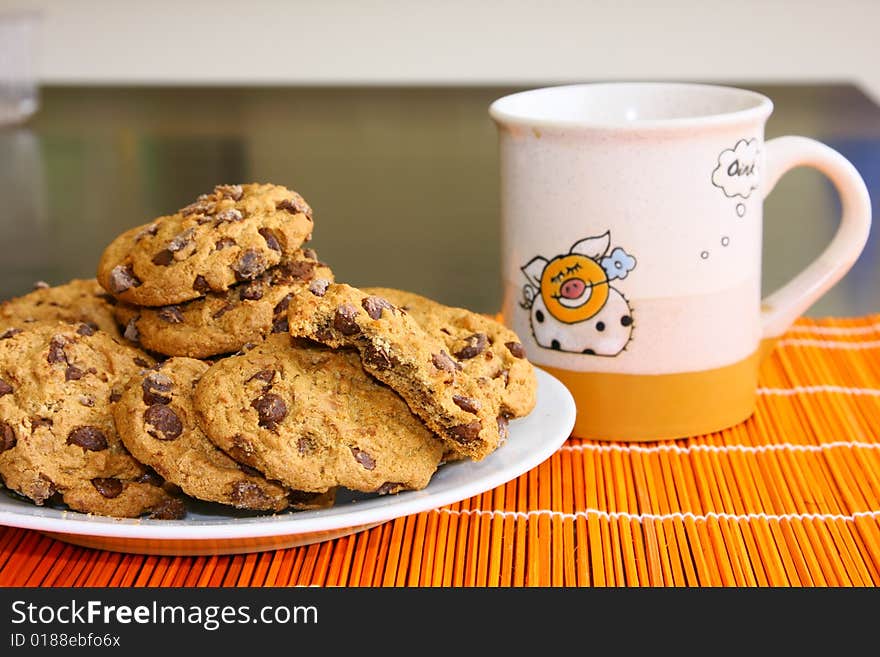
0, 367, 575, 542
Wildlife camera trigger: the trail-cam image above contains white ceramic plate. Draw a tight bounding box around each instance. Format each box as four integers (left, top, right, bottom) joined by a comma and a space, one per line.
0, 368, 574, 555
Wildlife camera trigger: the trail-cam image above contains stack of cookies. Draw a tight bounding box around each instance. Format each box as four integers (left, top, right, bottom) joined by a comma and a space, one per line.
0, 183, 537, 519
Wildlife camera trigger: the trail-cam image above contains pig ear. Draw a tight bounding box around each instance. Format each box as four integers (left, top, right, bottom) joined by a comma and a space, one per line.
569, 232, 611, 259
521, 256, 548, 286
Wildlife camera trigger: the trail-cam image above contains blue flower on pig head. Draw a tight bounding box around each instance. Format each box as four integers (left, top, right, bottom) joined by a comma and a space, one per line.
601, 247, 637, 281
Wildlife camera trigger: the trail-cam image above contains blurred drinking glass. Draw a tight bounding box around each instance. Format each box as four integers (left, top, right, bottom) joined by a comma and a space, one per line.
0, 11, 39, 126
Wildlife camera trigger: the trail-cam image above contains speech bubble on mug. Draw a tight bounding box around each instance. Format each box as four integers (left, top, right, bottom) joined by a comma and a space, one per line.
712, 138, 761, 199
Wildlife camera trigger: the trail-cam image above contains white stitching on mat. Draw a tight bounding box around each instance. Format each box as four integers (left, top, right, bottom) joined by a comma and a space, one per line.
433, 507, 880, 523
789, 323, 880, 336
757, 386, 880, 396
558, 441, 879, 454
776, 338, 880, 349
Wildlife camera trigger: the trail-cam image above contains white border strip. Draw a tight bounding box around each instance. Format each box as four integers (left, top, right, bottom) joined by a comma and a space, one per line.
435, 507, 880, 523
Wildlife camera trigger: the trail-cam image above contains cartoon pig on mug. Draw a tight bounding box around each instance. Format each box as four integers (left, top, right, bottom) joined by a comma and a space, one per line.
520, 232, 636, 356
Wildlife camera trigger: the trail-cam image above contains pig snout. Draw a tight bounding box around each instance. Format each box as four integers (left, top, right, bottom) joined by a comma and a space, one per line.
559, 278, 586, 299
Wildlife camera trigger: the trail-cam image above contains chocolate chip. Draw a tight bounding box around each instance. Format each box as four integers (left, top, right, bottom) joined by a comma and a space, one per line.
215, 237, 236, 251
452, 394, 481, 414
67, 426, 109, 451
454, 333, 488, 360
449, 420, 482, 444
232, 249, 266, 281
31, 417, 53, 429
230, 481, 272, 509
109, 390, 122, 403
91, 477, 123, 499
79, 395, 95, 407
109, 265, 141, 293
76, 322, 97, 336
351, 447, 376, 470
276, 197, 310, 216
0, 379, 12, 397
0, 421, 16, 452
249, 369, 276, 384
211, 303, 234, 319
271, 317, 288, 333
258, 228, 282, 252
65, 365, 84, 381
158, 305, 184, 323
375, 482, 402, 495
181, 199, 216, 216
273, 293, 293, 315
167, 227, 195, 252
193, 275, 211, 293
251, 393, 287, 430
432, 351, 461, 373
142, 372, 173, 405
497, 415, 509, 441
151, 249, 174, 266
136, 469, 165, 486
280, 260, 315, 282
238, 463, 263, 477
495, 368, 510, 387
0, 328, 22, 340
149, 498, 187, 520
505, 341, 525, 358
134, 357, 150, 367
123, 318, 140, 342
362, 296, 394, 320
215, 208, 243, 223
215, 184, 243, 200
47, 335, 67, 364
333, 304, 361, 336
288, 490, 323, 505
144, 405, 183, 440
302, 248, 317, 260
239, 281, 264, 301
135, 223, 159, 241
364, 344, 392, 370
232, 433, 255, 459
309, 279, 330, 296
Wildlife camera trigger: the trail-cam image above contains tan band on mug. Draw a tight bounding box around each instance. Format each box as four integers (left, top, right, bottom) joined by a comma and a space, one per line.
541, 342, 777, 441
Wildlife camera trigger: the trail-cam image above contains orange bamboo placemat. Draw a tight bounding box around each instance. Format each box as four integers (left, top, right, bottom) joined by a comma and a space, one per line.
2, 314, 880, 587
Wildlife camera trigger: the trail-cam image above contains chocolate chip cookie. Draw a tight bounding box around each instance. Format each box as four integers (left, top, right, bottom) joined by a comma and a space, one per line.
114, 356, 333, 512
0, 278, 122, 340
192, 335, 444, 494
287, 283, 510, 461
0, 321, 183, 518
97, 183, 314, 307
362, 287, 536, 420
113, 250, 334, 358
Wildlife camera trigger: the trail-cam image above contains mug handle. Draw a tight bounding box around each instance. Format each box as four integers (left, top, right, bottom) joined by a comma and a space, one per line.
761, 136, 872, 339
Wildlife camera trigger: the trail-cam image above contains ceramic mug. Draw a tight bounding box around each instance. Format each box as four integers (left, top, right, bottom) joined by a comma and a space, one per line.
490, 82, 872, 441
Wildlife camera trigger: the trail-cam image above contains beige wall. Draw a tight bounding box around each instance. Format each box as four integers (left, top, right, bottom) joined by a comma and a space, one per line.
4, 0, 880, 101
